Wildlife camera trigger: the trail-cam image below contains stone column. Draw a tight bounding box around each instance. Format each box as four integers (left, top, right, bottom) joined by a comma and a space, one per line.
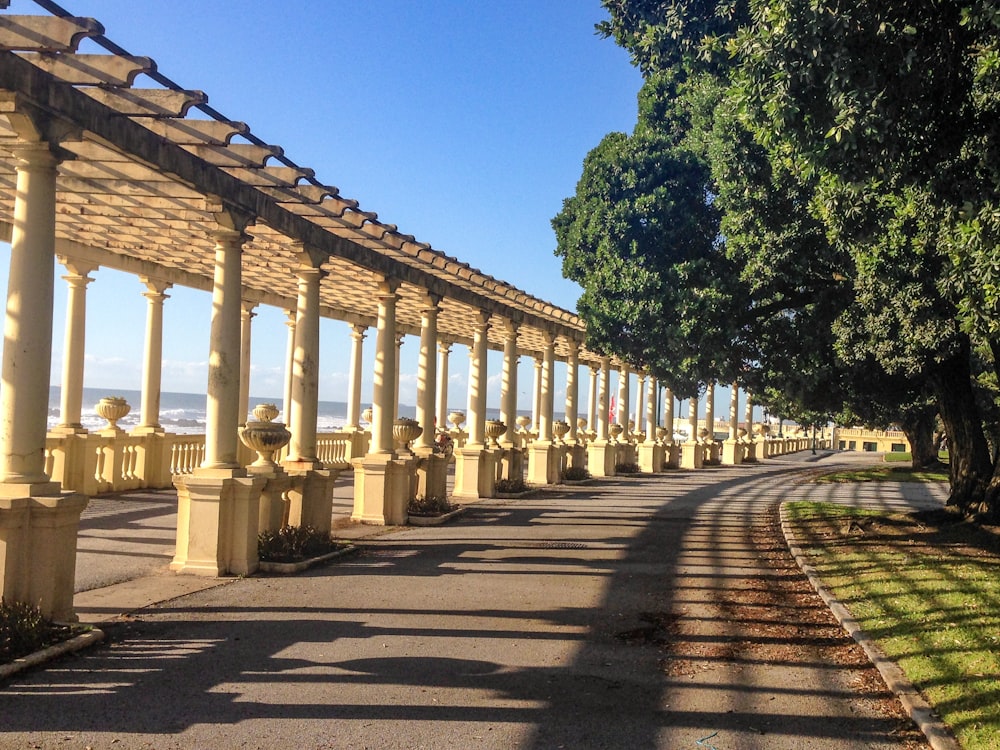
136, 277, 171, 432
238, 300, 257, 426
634, 373, 645, 438
54, 258, 96, 432
705, 381, 716, 441
454, 310, 498, 499
436, 340, 451, 432
680, 395, 704, 470
527, 333, 560, 485
346, 324, 367, 430
393, 333, 404, 421
638, 374, 664, 473
616, 364, 630, 440
722, 381, 743, 466
281, 309, 296, 423
172, 219, 268, 577
0, 139, 87, 621
663, 386, 679, 469
564, 339, 579, 443
588, 355, 615, 477
371, 279, 399, 456
415, 296, 441, 450
531, 356, 542, 434
587, 364, 598, 436
414, 294, 447, 500
499, 320, 519, 446
286, 265, 323, 466
133, 277, 173, 490
539, 333, 555, 443
353, 278, 416, 525
743, 392, 758, 462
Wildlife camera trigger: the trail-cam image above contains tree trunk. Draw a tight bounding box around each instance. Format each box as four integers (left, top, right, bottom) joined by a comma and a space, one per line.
928, 339, 992, 514
899, 406, 938, 470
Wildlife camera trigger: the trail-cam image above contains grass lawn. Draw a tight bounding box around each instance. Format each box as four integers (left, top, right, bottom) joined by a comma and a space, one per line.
816, 464, 949, 483
784, 501, 1000, 750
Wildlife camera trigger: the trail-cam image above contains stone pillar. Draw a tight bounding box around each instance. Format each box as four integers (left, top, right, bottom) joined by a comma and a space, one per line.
586, 364, 598, 436
744, 393, 759, 462
54, 258, 95, 432
172, 220, 266, 578
352, 279, 417, 525
680, 395, 704, 469
0, 139, 87, 621
634, 373, 645, 439
393, 333, 404, 421
704, 381, 720, 464
281, 309, 295, 423
454, 310, 498, 499
499, 320, 523, 480
499, 320, 519, 446
436, 340, 451, 432
663, 387, 679, 469
531, 356, 542, 435
133, 278, 173, 489
588, 355, 616, 477
722, 381, 743, 466
414, 294, 448, 501
136, 278, 171, 432
238, 301, 257, 426
638, 374, 664, 473
616, 365, 629, 438
564, 340, 585, 469
527, 333, 562, 485
285, 264, 323, 465
346, 324, 367, 430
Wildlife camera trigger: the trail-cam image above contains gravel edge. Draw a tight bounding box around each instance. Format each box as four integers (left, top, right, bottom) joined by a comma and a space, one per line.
778, 503, 960, 750
0, 627, 105, 682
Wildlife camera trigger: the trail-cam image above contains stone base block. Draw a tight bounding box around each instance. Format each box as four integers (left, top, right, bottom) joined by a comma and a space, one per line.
246, 466, 291, 534
638, 442, 665, 473
500, 446, 525, 483
351, 454, 417, 525
663, 443, 680, 469
284, 465, 339, 534
569, 443, 587, 470
587, 441, 617, 477
415, 450, 449, 501
453, 445, 501, 499
742, 440, 758, 462
171, 470, 266, 578
721, 439, 743, 466
0, 487, 88, 621
680, 442, 704, 470
526, 442, 564, 485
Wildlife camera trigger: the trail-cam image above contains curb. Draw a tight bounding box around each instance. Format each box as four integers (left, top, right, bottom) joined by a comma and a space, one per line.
0, 628, 105, 682
778, 503, 960, 750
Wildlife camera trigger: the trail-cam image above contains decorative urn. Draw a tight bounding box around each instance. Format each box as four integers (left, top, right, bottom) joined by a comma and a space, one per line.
515, 415, 532, 432
96, 396, 131, 430
239, 404, 291, 468
393, 417, 423, 453
484, 419, 507, 448
609, 423, 624, 442
361, 407, 373, 427
656, 426, 668, 443
552, 419, 570, 443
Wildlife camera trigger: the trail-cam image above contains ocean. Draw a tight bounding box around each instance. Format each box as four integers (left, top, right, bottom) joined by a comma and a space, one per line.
47, 386, 534, 435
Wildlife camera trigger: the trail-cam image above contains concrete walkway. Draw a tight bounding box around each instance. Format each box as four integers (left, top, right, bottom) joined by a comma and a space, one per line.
0, 452, 943, 749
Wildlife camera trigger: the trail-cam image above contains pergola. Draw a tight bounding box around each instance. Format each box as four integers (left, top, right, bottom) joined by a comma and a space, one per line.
0, 3, 638, 622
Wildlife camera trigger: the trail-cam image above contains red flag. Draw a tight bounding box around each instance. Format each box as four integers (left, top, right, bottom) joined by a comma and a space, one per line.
609, 395, 616, 423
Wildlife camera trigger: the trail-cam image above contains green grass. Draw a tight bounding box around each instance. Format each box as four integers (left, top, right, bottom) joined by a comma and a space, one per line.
815, 464, 949, 483
882, 451, 912, 462
785, 501, 1000, 749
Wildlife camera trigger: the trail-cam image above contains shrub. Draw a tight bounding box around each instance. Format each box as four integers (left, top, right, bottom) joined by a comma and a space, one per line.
1, 598, 61, 664
615, 462, 641, 474
258, 525, 341, 563
562, 466, 591, 481
408, 495, 453, 515
495, 477, 528, 493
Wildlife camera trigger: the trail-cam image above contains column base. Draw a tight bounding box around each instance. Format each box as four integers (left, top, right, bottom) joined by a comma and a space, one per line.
638, 442, 665, 473
741, 439, 758, 462
499, 445, 525, 483
453, 444, 500, 499
680, 442, 704, 470
284, 463, 339, 534
0, 486, 88, 622
587, 440, 618, 478
721, 439, 743, 465
526, 441, 564, 485
662, 443, 680, 469
351, 453, 418, 525
170, 468, 266, 577
414, 448, 449, 502
246, 465, 292, 534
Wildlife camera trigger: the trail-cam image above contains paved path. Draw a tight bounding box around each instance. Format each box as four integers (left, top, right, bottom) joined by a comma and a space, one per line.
1, 452, 943, 749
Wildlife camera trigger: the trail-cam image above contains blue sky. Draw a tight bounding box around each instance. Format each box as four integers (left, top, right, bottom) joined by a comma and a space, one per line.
3, 0, 647, 409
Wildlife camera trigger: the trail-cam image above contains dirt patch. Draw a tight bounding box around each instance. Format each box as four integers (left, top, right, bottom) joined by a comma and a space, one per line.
657, 507, 928, 747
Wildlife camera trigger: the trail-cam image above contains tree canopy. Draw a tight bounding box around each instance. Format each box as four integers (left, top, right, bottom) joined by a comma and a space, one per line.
554, 0, 1000, 516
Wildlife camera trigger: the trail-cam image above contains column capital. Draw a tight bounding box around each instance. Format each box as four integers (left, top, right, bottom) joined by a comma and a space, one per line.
294, 264, 327, 283
57, 256, 97, 279
471, 308, 491, 333
241, 299, 258, 314
377, 276, 401, 296
209, 226, 249, 248
8, 139, 67, 170
139, 276, 173, 297
437, 339, 452, 356
419, 291, 443, 311
350, 323, 368, 341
